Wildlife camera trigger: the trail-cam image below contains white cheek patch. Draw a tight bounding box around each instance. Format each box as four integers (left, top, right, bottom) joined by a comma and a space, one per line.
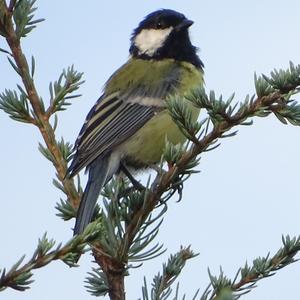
134, 27, 173, 56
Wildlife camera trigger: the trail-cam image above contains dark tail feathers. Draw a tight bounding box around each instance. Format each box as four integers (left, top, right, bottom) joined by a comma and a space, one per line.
73, 156, 110, 235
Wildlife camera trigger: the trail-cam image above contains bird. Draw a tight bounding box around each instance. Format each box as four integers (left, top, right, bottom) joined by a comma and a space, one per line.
67, 9, 204, 235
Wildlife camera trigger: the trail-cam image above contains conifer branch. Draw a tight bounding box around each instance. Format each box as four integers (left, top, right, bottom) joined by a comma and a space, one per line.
0, 223, 102, 292
199, 235, 300, 300
141, 246, 197, 300
139, 63, 300, 235
1, 2, 300, 299
0, 0, 81, 208
116, 63, 300, 300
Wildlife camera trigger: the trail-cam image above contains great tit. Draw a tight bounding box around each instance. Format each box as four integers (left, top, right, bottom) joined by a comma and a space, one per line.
67, 9, 204, 235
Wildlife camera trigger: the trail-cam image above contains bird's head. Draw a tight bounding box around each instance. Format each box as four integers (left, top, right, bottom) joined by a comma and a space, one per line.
130, 9, 203, 68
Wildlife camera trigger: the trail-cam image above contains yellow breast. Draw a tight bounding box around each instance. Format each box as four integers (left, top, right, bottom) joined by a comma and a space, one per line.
122, 111, 183, 166
121, 60, 203, 167
122, 102, 200, 168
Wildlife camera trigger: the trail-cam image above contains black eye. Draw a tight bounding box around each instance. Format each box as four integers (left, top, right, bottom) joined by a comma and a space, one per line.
156, 22, 163, 29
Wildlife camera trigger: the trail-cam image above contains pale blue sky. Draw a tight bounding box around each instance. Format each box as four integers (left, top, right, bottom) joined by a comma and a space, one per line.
1, 1, 300, 299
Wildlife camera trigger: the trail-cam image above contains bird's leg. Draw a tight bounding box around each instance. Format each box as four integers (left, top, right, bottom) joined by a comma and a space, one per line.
148, 164, 165, 190
120, 163, 145, 191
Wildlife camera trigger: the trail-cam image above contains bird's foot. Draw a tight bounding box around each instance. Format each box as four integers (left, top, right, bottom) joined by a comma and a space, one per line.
120, 163, 145, 190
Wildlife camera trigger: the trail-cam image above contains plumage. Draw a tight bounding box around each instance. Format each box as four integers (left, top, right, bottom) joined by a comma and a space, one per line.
134, 27, 173, 56
73, 155, 110, 234
67, 9, 204, 235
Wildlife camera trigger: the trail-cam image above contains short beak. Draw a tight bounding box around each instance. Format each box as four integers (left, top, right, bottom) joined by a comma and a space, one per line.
175, 19, 194, 31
